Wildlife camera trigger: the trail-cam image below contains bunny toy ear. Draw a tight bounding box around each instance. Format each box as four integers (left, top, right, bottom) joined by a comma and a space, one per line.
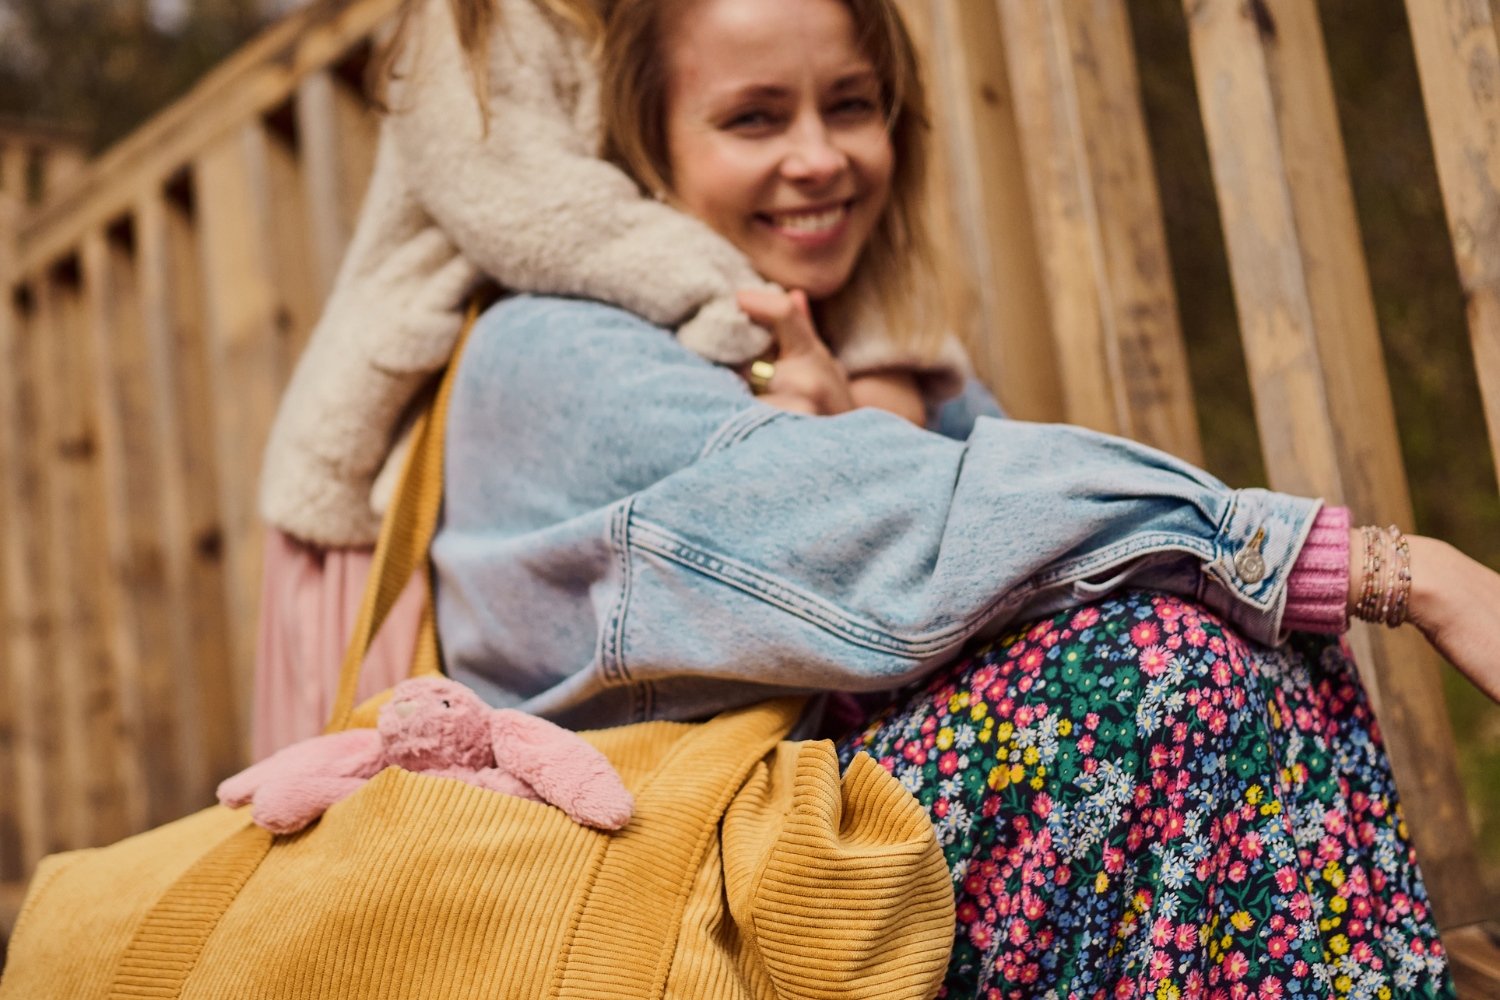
218, 728, 384, 810
489, 711, 634, 831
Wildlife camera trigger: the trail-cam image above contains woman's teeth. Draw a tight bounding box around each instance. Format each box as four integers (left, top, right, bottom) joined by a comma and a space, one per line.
769, 205, 847, 233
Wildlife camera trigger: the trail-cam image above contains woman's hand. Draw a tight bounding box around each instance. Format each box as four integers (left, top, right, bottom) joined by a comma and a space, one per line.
1359, 533, 1500, 703
736, 288, 855, 417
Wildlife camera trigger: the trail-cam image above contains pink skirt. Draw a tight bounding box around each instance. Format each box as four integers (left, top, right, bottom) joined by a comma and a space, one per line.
252, 528, 424, 758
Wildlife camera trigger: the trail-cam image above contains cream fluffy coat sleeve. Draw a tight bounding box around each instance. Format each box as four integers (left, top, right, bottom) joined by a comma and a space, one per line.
259, 0, 969, 546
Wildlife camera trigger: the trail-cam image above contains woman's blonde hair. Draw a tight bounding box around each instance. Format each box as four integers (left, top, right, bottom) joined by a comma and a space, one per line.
372, 0, 608, 117
600, 0, 950, 357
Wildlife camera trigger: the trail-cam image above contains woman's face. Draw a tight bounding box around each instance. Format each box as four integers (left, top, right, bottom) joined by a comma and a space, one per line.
662, 0, 894, 301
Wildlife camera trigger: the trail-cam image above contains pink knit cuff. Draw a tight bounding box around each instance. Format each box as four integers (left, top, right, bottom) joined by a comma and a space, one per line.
1282, 505, 1351, 634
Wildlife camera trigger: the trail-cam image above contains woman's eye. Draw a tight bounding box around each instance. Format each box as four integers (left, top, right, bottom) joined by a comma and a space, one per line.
829, 97, 879, 120
724, 109, 780, 132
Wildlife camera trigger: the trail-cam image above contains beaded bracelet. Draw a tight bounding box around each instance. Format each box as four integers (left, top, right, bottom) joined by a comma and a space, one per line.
1352, 523, 1412, 628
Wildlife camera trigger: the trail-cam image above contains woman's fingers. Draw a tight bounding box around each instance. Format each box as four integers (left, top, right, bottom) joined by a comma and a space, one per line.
733, 287, 854, 415
737, 287, 824, 358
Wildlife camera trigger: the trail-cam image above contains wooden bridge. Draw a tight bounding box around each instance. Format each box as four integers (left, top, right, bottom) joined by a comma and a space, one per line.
1, 0, 1497, 988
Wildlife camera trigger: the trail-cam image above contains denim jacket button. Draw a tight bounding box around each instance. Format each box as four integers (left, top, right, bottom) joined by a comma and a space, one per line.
1234, 547, 1266, 585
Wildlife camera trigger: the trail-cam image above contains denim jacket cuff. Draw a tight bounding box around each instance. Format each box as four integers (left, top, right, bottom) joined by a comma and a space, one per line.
1197, 488, 1324, 646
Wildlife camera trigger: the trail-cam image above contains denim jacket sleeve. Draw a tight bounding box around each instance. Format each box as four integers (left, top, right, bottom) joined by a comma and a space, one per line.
433, 297, 1323, 724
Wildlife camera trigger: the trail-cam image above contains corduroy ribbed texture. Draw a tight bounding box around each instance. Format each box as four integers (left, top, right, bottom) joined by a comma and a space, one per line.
0, 702, 954, 999
1282, 505, 1351, 634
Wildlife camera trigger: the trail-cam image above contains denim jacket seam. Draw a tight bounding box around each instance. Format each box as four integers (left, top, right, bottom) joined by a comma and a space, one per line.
697, 407, 786, 460
1026, 534, 1215, 588
626, 519, 1226, 659
629, 518, 970, 656
601, 498, 636, 685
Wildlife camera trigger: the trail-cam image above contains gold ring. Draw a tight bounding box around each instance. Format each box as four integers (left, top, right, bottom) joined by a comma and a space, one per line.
747, 359, 776, 395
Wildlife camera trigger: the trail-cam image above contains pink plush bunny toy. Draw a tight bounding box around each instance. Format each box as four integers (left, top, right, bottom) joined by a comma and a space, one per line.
219, 677, 634, 834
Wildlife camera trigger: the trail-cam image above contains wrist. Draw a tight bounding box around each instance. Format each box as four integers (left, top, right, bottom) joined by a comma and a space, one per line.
1344, 524, 1415, 627
1404, 534, 1454, 632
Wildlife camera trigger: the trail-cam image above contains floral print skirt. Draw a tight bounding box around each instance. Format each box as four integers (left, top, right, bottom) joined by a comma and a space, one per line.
834, 590, 1453, 1000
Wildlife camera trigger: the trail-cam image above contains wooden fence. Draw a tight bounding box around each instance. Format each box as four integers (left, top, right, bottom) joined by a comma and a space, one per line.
0, 0, 1497, 986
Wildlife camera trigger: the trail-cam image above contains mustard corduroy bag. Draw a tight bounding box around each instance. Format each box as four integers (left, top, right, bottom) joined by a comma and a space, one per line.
0, 308, 955, 1000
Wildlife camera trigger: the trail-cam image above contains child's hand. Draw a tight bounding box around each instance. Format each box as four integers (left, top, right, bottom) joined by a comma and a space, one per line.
736, 288, 854, 416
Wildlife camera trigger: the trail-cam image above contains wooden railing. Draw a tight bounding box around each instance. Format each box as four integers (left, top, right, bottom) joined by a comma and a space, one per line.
0, 0, 1496, 984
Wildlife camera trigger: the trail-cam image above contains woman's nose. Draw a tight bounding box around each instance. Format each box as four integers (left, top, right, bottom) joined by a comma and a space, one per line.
781, 123, 848, 185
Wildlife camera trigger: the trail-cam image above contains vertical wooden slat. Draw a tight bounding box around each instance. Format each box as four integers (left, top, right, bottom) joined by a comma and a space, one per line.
295, 68, 379, 299
920, 0, 1061, 420
1, 272, 62, 870
1404, 0, 1500, 493
0, 146, 26, 207
995, 0, 1203, 462
194, 125, 286, 755
81, 220, 190, 826
0, 198, 22, 882
1184, 0, 1487, 930
137, 182, 244, 803
39, 253, 148, 850
261, 110, 324, 377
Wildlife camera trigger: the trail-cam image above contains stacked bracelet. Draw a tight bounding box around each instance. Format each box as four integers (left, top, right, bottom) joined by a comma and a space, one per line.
1352, 524, 1412, 628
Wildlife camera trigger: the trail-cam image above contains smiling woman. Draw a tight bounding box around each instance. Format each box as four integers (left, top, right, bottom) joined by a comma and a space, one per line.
660, 0, 895, 301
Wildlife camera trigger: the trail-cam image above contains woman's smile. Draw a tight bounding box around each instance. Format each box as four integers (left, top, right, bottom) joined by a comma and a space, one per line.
663, 0, 895, 300
757, 200, 853, 245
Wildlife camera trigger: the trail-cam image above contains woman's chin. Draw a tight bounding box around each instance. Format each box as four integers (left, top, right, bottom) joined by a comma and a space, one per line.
758, 262, 857, 301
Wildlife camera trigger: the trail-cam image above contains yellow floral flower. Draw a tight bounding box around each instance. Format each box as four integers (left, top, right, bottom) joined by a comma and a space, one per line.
970, 702, 988, 721
988, 766, 1010, 790
1023, 746, 1040, 765
1057, 718, 1073, 736
1329, 895, 1348, 913
995, 721, 1014, 742
1329, 934, 1350, 956
1245, 785, 1263, 805
1230, 911, 1253, 932
935, 727, 954, 751
1095, 872, 1109, 893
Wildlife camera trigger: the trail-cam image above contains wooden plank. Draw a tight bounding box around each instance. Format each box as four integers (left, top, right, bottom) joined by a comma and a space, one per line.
890, 0, 989, 394
0, 199, 22, 883
922, 0, 1061, 421
996, 0, 1202, 461
1184, 0, 1488, 930
294, 68, 379, 299
136, 185, 244, 802
194, 127, 286, 757
81, 221, 191, 827
1403, 0, 1500, 493
1448, 922, 1500, 1000
17, 0, 402, 274
260, 111, 323, 378
0, 272, 64, 870
40, 253, 149, 849
0, 146, 25, 206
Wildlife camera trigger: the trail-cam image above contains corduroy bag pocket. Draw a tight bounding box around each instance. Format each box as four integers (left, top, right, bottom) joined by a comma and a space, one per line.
0, 305, 954, 1000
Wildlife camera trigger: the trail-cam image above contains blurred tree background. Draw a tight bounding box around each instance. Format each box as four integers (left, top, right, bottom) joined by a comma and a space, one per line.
0, 0, 273, 153
0, 0, 1495, 882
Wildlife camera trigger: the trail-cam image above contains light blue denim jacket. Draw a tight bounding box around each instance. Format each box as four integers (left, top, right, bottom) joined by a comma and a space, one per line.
433, 296, 1323, 729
